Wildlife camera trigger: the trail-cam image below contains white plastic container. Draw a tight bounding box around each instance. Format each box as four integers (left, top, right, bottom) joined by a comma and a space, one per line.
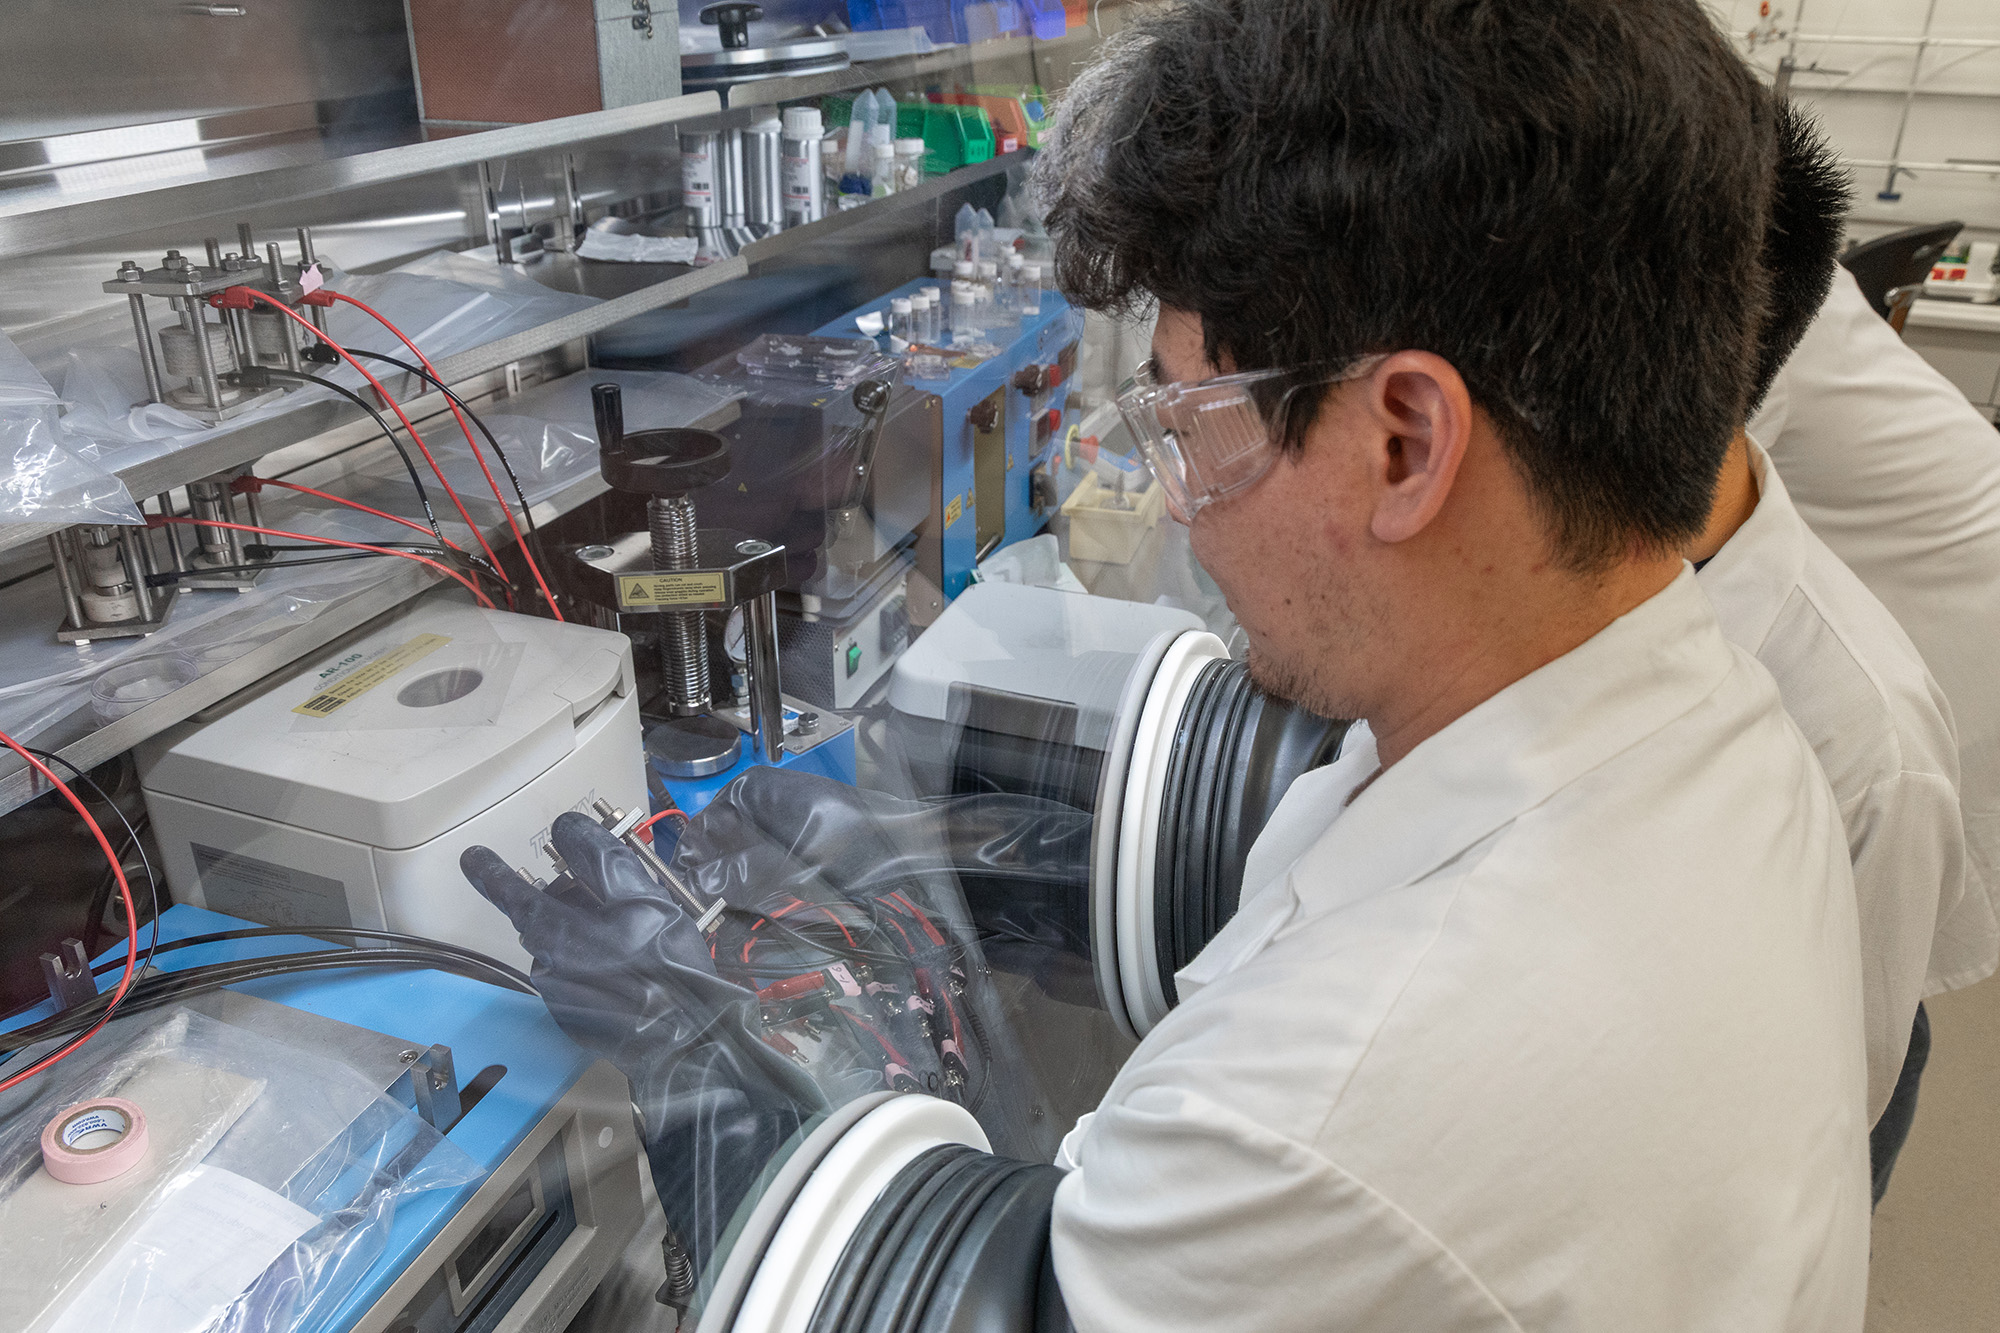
1062, 470, 1167, 564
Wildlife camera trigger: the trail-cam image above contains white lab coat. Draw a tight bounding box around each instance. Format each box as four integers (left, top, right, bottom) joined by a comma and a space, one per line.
1752, 267, 2000, 994
1050, 570, 1869, 1332
1698, 438, 1964, 1126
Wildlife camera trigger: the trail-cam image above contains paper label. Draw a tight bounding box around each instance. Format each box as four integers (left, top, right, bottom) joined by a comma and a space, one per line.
617, 572, 727, 609
45, 1165, 315, 1333
944, 494, 963, 527
292, 633, 450, 717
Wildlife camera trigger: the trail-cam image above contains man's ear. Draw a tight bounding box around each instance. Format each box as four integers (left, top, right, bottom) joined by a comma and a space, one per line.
1359, 352, 1474, 545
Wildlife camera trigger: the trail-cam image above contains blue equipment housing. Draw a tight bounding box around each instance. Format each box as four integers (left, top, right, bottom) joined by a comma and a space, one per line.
814, 282, 1083, 602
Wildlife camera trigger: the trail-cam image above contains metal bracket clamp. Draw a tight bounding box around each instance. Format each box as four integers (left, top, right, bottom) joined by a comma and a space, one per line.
558, 528, 788, 614
40, 938, 97, 1012
393, 1042, 464, 1132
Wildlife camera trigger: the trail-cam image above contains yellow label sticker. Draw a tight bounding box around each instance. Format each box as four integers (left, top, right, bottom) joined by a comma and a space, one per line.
945, 494, 963, 526
293, 633, 451, 718
618, 572, 728, 608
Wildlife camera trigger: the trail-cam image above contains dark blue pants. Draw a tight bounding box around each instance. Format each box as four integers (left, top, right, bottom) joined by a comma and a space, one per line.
1869, 1002, 1930, 1206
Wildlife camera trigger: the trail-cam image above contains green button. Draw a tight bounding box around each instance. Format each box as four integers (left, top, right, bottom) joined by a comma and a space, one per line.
846, 642, 863, 677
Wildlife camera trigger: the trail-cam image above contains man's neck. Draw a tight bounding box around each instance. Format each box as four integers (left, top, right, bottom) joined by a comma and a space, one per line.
1364, 552, 1684, 769
1687, 430, 1759, 563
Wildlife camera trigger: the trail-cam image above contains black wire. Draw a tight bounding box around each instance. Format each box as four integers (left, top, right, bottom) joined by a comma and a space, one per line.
250, 368, 451, 551
84, 926, 535, 992
0, 562, 52, 592
23, 749, 162, 976
2, 947, 536, 1056
0, 749, 163, 1082
234, 541, 513, 603
345, 349, 548, 572
146, 552, 393, 584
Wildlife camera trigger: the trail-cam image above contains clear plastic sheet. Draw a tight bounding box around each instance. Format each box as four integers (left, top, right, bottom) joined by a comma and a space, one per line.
0, 549, 422, 747
0, 324, 145, 527
44, 251, 604, 479
0, 326, 63, 409
0, 411, 146, 527
353, 369, 741, 511
55, 346, 205, 452
0, 1005, 483, 1333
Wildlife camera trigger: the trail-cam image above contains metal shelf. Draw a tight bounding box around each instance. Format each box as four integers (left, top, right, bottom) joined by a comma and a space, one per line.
0, 254, 751, 559
740, 149, 1024, 263
0, 137, 1028, 559
724, 31, 1094, 108
0, 92, 723, 263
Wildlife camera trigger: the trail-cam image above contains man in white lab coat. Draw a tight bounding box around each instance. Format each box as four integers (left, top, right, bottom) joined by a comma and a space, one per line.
1684, 110, 1978, 1205
1031, 1, 1869, 1328
1749, 261, 2000, 1167
1752, 268, 2000, 992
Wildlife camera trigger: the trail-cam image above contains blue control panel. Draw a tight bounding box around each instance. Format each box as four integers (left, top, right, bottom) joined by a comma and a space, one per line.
814, 283, 1084, 600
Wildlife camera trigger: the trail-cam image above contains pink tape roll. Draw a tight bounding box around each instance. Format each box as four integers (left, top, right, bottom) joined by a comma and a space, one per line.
41, 1097, 150, 1185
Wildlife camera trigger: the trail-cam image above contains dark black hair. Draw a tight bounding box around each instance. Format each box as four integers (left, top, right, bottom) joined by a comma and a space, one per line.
1034, 0, 1777, 572
1753, 104, 1850, 412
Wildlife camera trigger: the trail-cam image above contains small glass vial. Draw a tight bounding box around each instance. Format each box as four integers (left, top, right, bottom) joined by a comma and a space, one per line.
872, 141, 897, 198
983, 259, 1018, 329
951, 286, 981, 344
890, 296, 914, 344
1021, 263, 1044, 317
920, 286, 942, 343
894, 137, 926, 191
908, 293, 931, 344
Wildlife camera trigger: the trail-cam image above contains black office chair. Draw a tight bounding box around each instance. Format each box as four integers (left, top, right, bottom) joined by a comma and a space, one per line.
1840, 221, 1964, 330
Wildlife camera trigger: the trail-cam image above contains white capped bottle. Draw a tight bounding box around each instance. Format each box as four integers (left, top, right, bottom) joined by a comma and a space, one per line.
781, 106, 826, 226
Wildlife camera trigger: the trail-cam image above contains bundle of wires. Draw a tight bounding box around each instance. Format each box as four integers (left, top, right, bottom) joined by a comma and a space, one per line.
1, 928, 533, 1062
206, 284, 565, 621
712, 884, 990, 1109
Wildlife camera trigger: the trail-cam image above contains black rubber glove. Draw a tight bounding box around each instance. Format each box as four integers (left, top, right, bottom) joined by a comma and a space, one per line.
676, 767, 1095, 962
460, 811, 828, 1272
672, 768, 1092, 1161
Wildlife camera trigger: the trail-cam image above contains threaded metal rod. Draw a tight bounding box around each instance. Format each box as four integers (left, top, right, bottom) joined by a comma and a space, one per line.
648, 495, 710, 714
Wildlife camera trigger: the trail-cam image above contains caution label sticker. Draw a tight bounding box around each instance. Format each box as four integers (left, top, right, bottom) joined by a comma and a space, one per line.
618, 572, 728, 609
293, 633, 451, 718
944, 494, 964, 527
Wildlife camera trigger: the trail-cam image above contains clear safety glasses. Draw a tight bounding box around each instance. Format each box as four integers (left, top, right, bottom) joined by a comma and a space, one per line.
1115, 357, 1382, 517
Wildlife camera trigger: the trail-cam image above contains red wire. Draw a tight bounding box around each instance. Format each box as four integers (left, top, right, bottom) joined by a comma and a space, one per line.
219, 291, 515, 610
634, 807, 686, 836
325, 292, 565, 621
889, 891, 948, 947
0, 734, 138, 1093
150, 514, 494, 608
841, 1010, 911, 1065
247, 477, 465, 551
815, 905, 861, 950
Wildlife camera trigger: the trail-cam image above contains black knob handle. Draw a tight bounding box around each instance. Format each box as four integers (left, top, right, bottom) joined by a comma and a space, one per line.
592, 383, 624, 450
700, 1, 762, 48
852, 378, 893, 419
968, 399, 1001, 432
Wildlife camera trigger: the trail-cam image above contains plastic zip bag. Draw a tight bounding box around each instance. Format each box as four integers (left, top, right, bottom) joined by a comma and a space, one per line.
0, 411, 145, 527
0, 1004, 484, 1333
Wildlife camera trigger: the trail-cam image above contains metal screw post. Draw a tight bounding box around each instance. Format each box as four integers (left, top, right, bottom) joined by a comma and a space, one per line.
648, 495, 710, 715
46, 532, 87, 631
